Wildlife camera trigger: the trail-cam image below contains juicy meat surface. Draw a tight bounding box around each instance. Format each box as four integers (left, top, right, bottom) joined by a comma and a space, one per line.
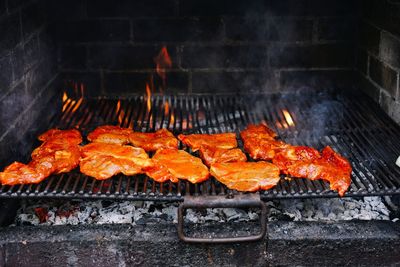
240, 124, 288, 160
87, 125, 133, 145
146, 149, 209, 183
273, 146, 352, 196
129, 129, 178, 152
210, 162, 281, 192
0, 129, 82, 185
178, 133, 237, 152
80, 143, 152, 180
199, 145, 247, 167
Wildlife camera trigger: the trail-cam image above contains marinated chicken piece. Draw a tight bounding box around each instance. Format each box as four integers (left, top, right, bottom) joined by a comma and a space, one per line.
0, 129, 82, 185
129, 129, 178, 152
146, 149, 209, 183
199, 145, 247, 167
210, 162, 281, 192
87, 125, 133, 145
274, 146, 352, 196
178, 133, 237, 152
240, 124, 289, 160
80, 143, 152, 180
273, 146, 320, 173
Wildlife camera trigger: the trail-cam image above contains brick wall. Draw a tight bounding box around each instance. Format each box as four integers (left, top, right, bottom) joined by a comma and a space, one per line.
356, 0, 400, 123
48, 0, 358, 96
0, 0, 58, 164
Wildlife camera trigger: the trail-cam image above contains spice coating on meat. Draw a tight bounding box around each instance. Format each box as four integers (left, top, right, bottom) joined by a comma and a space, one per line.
0, 129, 82, 185
178, 133, 237, 152
273, 146, 352, 196
210, 161, 281, 191
87, 125, 133, 145
146, 149, 209, 183
240, 124, 289, 160
199, 145, 247, 167
80, 143, 152, 180
129, 129, 178, 152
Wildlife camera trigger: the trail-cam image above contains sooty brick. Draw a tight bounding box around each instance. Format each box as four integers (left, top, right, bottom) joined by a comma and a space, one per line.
181, 45, 268, 69
318, 18, 355, 41
21, 2, 46, 39
46, 0, 87, 20
61, 71, 102, 97
269, 18, 313, 42
0, 13, 22, 55
358, 75, 380, 101
359, 22, 381, 55
0, 55, 13, 93
52, 20, 130, 43
369, 57, 398, 98
87, 0, 176, 18
179, 0, 268, 16
132, 18, 223, 43
356, 48, 368, 75
270, 43, 354, 68
379, 32, 400, 69
59, 45, 87, 69
225, 18, 269, 42
89, 45, 177, 70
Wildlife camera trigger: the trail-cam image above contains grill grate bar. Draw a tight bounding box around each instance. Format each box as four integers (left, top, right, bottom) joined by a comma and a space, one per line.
1, 92, 400, 201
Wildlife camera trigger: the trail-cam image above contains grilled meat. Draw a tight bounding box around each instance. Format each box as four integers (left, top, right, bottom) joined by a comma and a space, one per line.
0, 129, 82, 185
80, 143, 152, 180
87, 125, 133, 145
240, 124, 289, 160
273, 146, 352, 196
210, 161, 281, 192
146, 149, 209, 183
178, 133, 237, 152
129, 129, 178, 152
199, 145, 247, 167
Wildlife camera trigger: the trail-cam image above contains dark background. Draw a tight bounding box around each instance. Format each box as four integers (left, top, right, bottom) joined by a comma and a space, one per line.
0, 0, 399, 164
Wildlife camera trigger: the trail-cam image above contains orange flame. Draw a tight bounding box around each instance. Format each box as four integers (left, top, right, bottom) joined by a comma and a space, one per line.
62, 92, 68, 102
164, 101, 175, 125
282, 109, 294, 127
62, 83, 85, 114
145, 83, 152, 112
155, 46, 172, 84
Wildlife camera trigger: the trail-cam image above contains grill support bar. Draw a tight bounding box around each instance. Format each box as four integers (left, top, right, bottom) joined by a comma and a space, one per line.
177, 193, 267, 243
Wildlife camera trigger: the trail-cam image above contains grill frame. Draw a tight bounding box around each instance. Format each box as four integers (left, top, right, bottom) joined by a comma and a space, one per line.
1, 90, 400, 202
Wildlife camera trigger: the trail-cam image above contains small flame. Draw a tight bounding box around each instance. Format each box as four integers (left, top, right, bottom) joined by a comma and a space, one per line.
155, 46, 172, 84
164, 101, 175, 125
62, 92, 68, 102
145, 83, 152, 112
115, 100, 133, 128
282, 109, 295, 127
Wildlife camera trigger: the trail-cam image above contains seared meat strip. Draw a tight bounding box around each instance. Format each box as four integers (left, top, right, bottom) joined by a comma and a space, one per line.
199, 145, 247, 167
87, 125, 133, 145
210, 162, 281, 192
178, 133, 237, 152
0, 129, 82, 185
80, 143, 152, 180
145, 149, 209, 183
273, 146, 352, 196
129, 129, 178, 152
240, 124, 289, 160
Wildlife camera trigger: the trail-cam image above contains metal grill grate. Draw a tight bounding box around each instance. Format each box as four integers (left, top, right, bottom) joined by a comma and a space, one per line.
1, 91, 400, 201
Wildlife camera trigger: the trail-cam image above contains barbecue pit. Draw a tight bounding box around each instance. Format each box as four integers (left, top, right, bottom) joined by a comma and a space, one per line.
0, 0, 400, 265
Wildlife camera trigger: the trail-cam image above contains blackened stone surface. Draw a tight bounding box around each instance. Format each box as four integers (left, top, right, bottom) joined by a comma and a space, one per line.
280, 70, 354, 91
318, 18, 355, 41
369, 57, 398, 98
379, 32, 400, 69
45, 0, 87, 20
0, 54, 13, 92
225, 18, 269, 42
51, 20, 131, 42
0, 13, 22, 55
359, 22, 381, 55
358, 74, 380, 101
20, 1, 46, 39
87, 0, 176, 18
103, 71, 188, 95
0, 221, 399, 266
270, 44, 354, 68
191, 70, 278, 94
268, 18, 313, 42
356, 48, 368, 75
88, 45, 178, 70
132, 18, 224, 43
181, 45, 268, 69
59, 45, 87, 69
61, 72, 102, 97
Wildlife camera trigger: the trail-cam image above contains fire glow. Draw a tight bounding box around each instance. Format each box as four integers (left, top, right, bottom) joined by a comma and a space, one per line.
282, 109, 295, 128
62, 83, 85, 114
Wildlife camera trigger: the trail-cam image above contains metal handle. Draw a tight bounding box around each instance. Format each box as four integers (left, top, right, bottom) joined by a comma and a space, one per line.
177, 193, 268, 243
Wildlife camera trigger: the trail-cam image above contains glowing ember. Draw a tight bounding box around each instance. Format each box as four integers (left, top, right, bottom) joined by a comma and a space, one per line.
282, 109, 295, 127
62, 92, 68, 102
145, 83, 152, 112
